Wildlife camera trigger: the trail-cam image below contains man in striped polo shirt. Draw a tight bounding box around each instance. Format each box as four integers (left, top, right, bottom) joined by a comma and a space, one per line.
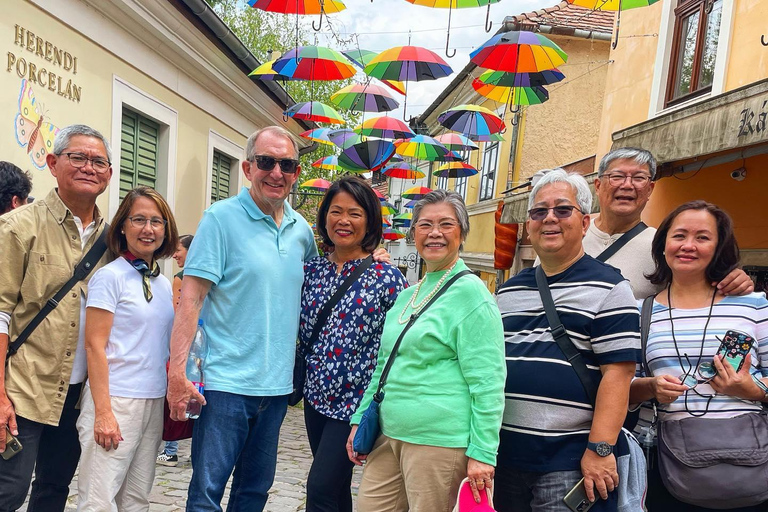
495, 169, 641, 512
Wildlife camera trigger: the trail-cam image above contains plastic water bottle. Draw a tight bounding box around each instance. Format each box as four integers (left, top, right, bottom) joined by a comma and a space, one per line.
185, 319, 207, 419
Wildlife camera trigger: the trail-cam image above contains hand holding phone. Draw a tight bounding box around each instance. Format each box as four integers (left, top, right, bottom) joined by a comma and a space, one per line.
564, 478, 595, 512
716, 330, 755, 373
1, 427, 23, 460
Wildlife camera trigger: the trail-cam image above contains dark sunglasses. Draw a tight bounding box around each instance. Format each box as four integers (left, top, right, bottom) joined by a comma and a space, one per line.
528, 205, 583, 221
252, 155, 299, 174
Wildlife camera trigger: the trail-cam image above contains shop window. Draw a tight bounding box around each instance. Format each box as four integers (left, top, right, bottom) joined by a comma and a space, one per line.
479, 142, 499, 201
666, 0, 723, 106
119, 109, 159, 200
211, 150, 233, 203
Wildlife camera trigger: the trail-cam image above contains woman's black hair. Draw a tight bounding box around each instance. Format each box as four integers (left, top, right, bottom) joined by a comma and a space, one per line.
316, 176, 382, 253
179, 234, 194, 250
646, 200, 740, 286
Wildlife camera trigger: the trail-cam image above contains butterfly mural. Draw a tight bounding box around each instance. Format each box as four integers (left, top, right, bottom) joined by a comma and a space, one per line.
14, 79, 59, 171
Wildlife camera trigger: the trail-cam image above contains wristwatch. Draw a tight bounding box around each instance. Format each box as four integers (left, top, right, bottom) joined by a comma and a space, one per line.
752, 374, 768, 400
587, 441, 614, 457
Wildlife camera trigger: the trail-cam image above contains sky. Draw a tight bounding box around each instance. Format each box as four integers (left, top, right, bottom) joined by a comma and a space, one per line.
306, 0, 558, 120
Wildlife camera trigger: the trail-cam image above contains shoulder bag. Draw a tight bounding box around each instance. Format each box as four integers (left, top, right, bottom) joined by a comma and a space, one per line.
353, 269, 473, 454
289, 255, 374, 406
594, 222, 647, 263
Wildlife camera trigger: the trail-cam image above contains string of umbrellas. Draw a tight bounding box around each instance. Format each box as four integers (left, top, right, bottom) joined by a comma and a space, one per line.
246, 0, 661, 238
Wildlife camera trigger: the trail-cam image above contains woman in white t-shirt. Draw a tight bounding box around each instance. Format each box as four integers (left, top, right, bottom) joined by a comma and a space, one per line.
76, 186, 179, 511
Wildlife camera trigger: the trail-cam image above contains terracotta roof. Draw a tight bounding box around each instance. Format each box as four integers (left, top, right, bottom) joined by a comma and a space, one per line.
508, 1, 615, 36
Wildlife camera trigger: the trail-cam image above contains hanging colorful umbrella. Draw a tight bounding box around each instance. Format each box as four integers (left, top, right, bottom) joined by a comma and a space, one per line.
382, 162, 425, 180
469, 132, 504, 142
328, 129, 361, 148
342, 49, 407, 95
470, 31, 567, 73
566, 0, 661, 49
312, 155, 343, 171
365, 46, 453, 82
383, 218, 392, 227
284, 101, 344, 124
248, 0, 346, 33
395, 135, 450, 161
434, 133, 479, 151
330, 83, 399, 113
434, 150, 467, 162
437, 104, 505, 138
472, 81, 550, 105
389, 154, 404, 163
338, 139, 396, 173
300, 128, 335, 145
249, 59, 294, 81
402, 186, 433, 200
300, 178, 332, 191
373, 188, 387, 202
434, 162, 479, 178
477, 68, 565, 88
403, 199, 419, 208
382, 228, 407, 240
273, 46, 356, 81
356, 116, 415, 140
393, 211, 413, 228
381, 201, 399, 215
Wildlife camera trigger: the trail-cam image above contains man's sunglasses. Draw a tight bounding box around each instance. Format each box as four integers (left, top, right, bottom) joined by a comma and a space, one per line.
528, 205, 583, 221
251, 155, 299, 174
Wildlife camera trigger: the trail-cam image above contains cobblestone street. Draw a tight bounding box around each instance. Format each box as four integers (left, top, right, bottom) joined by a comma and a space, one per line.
22, 406, 361, 511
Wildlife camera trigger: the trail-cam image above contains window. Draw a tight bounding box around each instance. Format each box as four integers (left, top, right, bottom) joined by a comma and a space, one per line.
119, 109, 159, 200
436, 174, 448, 190
454, 150, 469, 200
666, 0, 723, 106
211, 150, 233, 203
478, 142, 499, 201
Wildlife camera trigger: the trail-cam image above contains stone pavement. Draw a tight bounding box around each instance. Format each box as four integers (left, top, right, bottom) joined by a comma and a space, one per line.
22, 406, 362, 511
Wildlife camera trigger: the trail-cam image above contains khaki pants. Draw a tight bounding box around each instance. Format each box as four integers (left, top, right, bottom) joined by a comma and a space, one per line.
76, 385, 164, 512
357, 435, 469, 512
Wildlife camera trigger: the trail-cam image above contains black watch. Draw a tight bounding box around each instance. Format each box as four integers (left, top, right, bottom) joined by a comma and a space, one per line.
587, 441, 614, 457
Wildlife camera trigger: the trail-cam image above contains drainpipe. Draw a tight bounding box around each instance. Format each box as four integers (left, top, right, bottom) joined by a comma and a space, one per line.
506, 110, 521, 190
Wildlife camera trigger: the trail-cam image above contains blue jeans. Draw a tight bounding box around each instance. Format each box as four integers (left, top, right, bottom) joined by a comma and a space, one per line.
164, 440, 178, 456
495, 466, 618, 512
186, 391, 288, 512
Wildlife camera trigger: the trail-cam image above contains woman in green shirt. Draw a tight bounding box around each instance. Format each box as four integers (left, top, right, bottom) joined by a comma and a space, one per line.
347, 189, 506, 511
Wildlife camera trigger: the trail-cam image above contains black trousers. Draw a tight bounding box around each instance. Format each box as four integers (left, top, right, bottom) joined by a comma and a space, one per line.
0, 383, 82, 512
303, 401, 355, 512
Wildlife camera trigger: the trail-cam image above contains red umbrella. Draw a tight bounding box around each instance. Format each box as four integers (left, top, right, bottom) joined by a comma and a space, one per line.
356, 116, 415, 140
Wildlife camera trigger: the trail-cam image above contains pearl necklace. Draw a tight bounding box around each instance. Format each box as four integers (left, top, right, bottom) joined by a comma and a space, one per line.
398, 260, 458, 324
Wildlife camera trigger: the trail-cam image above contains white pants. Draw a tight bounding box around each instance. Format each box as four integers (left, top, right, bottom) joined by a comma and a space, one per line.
76, 385, 164, 512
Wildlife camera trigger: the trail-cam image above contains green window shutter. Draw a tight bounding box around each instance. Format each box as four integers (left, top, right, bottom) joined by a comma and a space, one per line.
119, 110, 159, 200
211, 150, 232, 203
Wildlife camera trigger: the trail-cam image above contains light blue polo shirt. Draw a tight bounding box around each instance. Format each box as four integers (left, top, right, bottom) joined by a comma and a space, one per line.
184, 187, 318, 396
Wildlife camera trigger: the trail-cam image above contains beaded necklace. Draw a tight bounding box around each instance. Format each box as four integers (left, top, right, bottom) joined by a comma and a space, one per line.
397, 260, 458, 324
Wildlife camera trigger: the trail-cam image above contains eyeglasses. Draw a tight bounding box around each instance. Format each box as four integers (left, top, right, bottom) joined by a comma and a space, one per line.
127, 216, 167, 229
61, 152, 111, 173
603, 173, 652, 187
414, 220, 460, 233
527, 205, 583, 221
251, 155, 299, 174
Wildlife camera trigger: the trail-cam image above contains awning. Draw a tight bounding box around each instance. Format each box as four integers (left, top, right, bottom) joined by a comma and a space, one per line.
500, 173, 600, 223
612, 78, 768, 163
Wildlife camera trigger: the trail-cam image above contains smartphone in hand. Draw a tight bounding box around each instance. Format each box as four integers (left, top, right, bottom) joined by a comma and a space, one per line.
1, 427, 23, 460
716, 330, 755, 373
564, 478, 595, 512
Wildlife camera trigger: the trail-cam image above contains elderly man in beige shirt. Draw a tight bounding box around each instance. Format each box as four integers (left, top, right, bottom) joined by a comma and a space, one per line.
0, 124, 112, 512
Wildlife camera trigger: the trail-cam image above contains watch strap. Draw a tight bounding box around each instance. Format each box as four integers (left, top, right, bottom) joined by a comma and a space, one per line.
587, 441, 615, 456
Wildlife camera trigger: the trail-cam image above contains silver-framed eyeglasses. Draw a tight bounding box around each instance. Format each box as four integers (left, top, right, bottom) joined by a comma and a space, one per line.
604, 172, 652, 187
61, 152, 111, 173
414, 220, 460, 233
127, 216, 167, 229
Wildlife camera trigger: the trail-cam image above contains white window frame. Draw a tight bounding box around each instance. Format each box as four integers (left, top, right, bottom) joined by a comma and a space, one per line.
478, 142, 499, 202
206, 130, 244, 208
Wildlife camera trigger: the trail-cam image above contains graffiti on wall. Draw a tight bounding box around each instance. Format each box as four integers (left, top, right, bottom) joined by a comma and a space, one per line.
14, 79, 59, 171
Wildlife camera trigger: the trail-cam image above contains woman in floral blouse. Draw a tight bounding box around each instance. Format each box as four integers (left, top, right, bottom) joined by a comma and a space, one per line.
299, 176, 407, 512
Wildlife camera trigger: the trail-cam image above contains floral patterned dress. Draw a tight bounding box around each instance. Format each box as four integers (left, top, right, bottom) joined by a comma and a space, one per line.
299, 257, 407, 421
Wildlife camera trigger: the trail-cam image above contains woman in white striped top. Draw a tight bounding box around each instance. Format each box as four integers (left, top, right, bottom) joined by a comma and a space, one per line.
629, 200, 768, 512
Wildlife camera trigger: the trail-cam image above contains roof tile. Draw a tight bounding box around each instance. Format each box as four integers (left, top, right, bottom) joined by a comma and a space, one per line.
509, 1, 615, 35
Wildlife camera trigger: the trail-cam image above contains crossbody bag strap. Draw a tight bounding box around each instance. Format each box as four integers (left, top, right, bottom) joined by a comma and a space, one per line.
640, 295, 655, 382
535, 265, 599, 405
595, 222, 647, 263
6, 225, 110, 359
373, 269, 473, 403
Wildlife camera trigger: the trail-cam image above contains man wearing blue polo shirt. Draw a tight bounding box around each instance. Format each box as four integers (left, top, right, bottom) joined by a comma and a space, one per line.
166, 126, 318, 512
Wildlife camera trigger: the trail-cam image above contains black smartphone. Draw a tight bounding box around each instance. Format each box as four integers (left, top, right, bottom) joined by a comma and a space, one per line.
563, 478, 595, 512
716, 329, 755, 373
1, 427, 23, 460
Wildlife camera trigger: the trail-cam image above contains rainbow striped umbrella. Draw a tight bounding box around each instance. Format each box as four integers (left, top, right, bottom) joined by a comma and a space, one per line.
311, 155, 343, 171
403, 199, 419, 208
356, 116, 415, 140
393, 211, 413, 228
395, 135, 450, 161
383, 218, 392, 227
365, 46, 452, 82
273, 46, 356, 81
470, 31, 567, 73
249, 59, 294, 81
330, 83, 399, 113
248, 0, 346, 14
338, 139, 395, 173
342, 49, 407, 95
381, 201, 399, 215
434, 150, 466, 162
469, 132, 504, 142
382, 228, 407, 240
434, 162, 479, 178
300, 128, 335, 145
477, 68, 565, 88
284, 101, 344, 124
373, 188, 387, 202
402, 186, 433, 200
472, 81, 550, 105
382, 162, 425, 180
437, 104, 505, 137
300, 178, 332, 192
434, 133, 478, 151
328, 129, 361, 148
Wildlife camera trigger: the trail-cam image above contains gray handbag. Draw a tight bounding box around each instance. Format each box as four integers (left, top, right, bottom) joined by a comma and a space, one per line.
657, 412, 768, 509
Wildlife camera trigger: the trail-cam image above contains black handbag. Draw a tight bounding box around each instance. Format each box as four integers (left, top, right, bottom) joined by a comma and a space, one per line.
289, 255, 374, 406
353, 270, 472, 454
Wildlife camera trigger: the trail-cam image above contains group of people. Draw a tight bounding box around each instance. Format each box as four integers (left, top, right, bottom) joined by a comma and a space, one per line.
0, 121, 765, 512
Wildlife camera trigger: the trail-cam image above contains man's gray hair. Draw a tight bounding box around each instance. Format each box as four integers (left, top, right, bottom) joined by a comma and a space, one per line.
528, 169, 592, 214
412, 189, 470, 242
53, 124, 112, 162
598, 147, 657, 179
245, 126, 299, 161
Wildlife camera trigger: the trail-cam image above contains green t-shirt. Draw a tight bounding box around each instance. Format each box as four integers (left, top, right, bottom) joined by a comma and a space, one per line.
351, 259, 506, 465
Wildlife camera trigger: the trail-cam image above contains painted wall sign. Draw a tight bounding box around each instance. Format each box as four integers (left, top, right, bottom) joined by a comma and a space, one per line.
738, 100, 768, 138
14, 79, 60, 170
6, 25, 82, 103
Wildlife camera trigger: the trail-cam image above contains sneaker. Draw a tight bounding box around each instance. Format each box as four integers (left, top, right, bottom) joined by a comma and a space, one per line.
156, 451, 178, 467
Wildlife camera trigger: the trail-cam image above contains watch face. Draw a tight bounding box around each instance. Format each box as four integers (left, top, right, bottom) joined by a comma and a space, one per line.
596, 442, 612, 457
